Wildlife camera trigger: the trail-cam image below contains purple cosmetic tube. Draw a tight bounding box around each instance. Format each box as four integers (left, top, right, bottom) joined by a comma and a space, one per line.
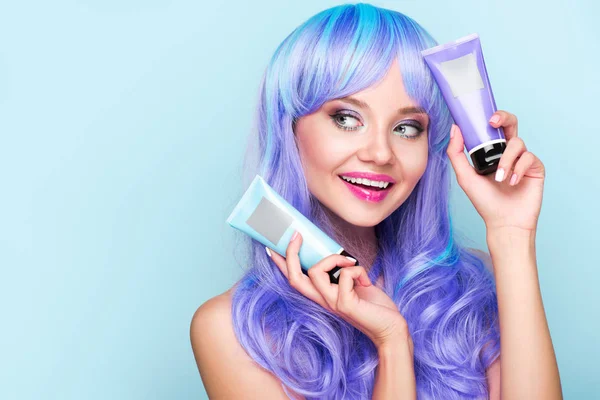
421, 33, 506, 175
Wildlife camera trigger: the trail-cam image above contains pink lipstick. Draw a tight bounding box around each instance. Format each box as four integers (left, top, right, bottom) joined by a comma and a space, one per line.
338, 172, 395, 203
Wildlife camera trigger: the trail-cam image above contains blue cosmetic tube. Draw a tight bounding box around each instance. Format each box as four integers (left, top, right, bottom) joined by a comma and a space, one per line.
226, 174, 359, 284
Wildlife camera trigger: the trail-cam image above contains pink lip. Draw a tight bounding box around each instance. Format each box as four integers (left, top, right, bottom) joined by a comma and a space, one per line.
339, 171, 396, 183
339, 176, 393, 203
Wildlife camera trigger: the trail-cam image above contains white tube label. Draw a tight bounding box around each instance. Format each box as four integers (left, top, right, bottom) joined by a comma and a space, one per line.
246, 196, 294, 245
439, 52, 484, 98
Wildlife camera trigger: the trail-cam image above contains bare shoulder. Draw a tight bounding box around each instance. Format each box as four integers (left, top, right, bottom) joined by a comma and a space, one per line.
467, 247, 494, 274
191, 285, 237, 326
190, 283, 304, 400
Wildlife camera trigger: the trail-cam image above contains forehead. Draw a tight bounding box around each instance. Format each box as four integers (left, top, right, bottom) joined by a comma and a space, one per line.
329, 59, 415, 109
356, 59, 409, 99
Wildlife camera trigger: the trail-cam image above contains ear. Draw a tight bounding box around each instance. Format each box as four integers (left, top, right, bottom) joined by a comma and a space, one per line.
291, 117, 300, 151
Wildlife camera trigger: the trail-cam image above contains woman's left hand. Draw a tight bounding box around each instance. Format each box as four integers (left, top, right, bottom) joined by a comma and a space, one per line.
446, 110, 546, 233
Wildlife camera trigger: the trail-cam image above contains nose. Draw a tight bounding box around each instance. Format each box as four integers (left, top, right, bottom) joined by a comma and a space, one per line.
356, 126, 396, 166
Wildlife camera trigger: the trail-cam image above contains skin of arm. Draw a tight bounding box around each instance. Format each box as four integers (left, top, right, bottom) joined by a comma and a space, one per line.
486, 227, 563, 399
372, 337, 417, 400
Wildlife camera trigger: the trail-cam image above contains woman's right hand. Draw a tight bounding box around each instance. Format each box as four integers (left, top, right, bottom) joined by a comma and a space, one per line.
267, 231, 413, 353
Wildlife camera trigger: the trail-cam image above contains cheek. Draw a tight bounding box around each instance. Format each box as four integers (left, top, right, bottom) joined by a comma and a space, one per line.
298, 132, 345, 176
415, 149, 429, 176
396, 145, 428, 181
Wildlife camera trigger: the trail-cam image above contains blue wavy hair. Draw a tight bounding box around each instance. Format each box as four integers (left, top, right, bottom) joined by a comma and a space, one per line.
230, 3, 501, 399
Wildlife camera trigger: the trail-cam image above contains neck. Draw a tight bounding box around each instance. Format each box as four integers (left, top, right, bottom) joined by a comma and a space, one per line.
321, 207, 378, 272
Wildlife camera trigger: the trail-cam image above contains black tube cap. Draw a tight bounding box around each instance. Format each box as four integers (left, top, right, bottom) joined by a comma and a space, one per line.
470, 141, 507, 175
328, 250, 359, 284
300, 250, 359, 285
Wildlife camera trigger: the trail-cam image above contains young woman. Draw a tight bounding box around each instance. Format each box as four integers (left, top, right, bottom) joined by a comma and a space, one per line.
191, 3, 562, 399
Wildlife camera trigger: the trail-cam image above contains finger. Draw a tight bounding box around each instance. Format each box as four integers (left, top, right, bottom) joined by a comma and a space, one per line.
508, 151, 538, 186
337, 266, 373, 313
446, 124, 480, 187
489, 110, 518, 140
281, 232, 329, 307
308, 253, 358, 275
308, 254, 357, 309
494, 136, 527, 183
285, 231, 304, 284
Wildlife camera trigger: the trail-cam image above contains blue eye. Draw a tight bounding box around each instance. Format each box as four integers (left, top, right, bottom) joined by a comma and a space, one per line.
330, 113, 362, 130
328, 112, 425, 140
393, 122, 425, 139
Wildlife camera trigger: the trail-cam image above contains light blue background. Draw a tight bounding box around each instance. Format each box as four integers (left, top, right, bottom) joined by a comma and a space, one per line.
1, 0, 597, 399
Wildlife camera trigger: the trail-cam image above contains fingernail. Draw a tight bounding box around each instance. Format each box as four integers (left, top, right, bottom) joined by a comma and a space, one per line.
345, 256, 357, 263
450, 125, 454, 139
509, 173, 518, 186
489, 115, 500, 124
265, 247, 272, 257
291, 231, 298, 241
495, 168, 505, 182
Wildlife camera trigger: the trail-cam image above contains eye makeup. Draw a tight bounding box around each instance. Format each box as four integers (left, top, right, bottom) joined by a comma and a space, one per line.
328, 110, 426, 140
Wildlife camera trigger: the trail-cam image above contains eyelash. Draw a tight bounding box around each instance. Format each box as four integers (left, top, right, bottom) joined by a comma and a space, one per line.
328, 112, 425, 140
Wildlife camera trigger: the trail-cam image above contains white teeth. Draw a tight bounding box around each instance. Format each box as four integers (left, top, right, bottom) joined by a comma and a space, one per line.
341, 175, 392, 189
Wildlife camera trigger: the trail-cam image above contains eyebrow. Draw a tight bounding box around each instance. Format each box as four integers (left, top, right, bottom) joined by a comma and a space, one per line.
335, 96, 428, 116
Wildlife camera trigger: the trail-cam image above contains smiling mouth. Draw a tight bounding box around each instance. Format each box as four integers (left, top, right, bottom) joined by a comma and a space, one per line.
337, 175, 394, 191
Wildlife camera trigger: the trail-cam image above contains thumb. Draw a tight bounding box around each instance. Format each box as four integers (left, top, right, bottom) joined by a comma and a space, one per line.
446, 124, 478, 185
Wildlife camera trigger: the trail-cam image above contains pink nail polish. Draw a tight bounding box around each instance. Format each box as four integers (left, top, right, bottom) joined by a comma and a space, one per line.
490, 115, 500, 124
510, 173, 518, 186
291, 231, 298, 241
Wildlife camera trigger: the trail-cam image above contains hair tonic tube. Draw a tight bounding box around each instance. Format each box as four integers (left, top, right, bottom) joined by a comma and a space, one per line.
226, 175, 359, 284
421, 33, 506, 175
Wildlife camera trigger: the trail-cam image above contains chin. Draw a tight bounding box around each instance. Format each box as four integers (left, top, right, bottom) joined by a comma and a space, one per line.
336, 208, 387, 227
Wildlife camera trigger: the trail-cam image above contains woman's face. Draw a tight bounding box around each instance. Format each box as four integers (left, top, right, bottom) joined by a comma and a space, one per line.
294, 59, 429, 227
